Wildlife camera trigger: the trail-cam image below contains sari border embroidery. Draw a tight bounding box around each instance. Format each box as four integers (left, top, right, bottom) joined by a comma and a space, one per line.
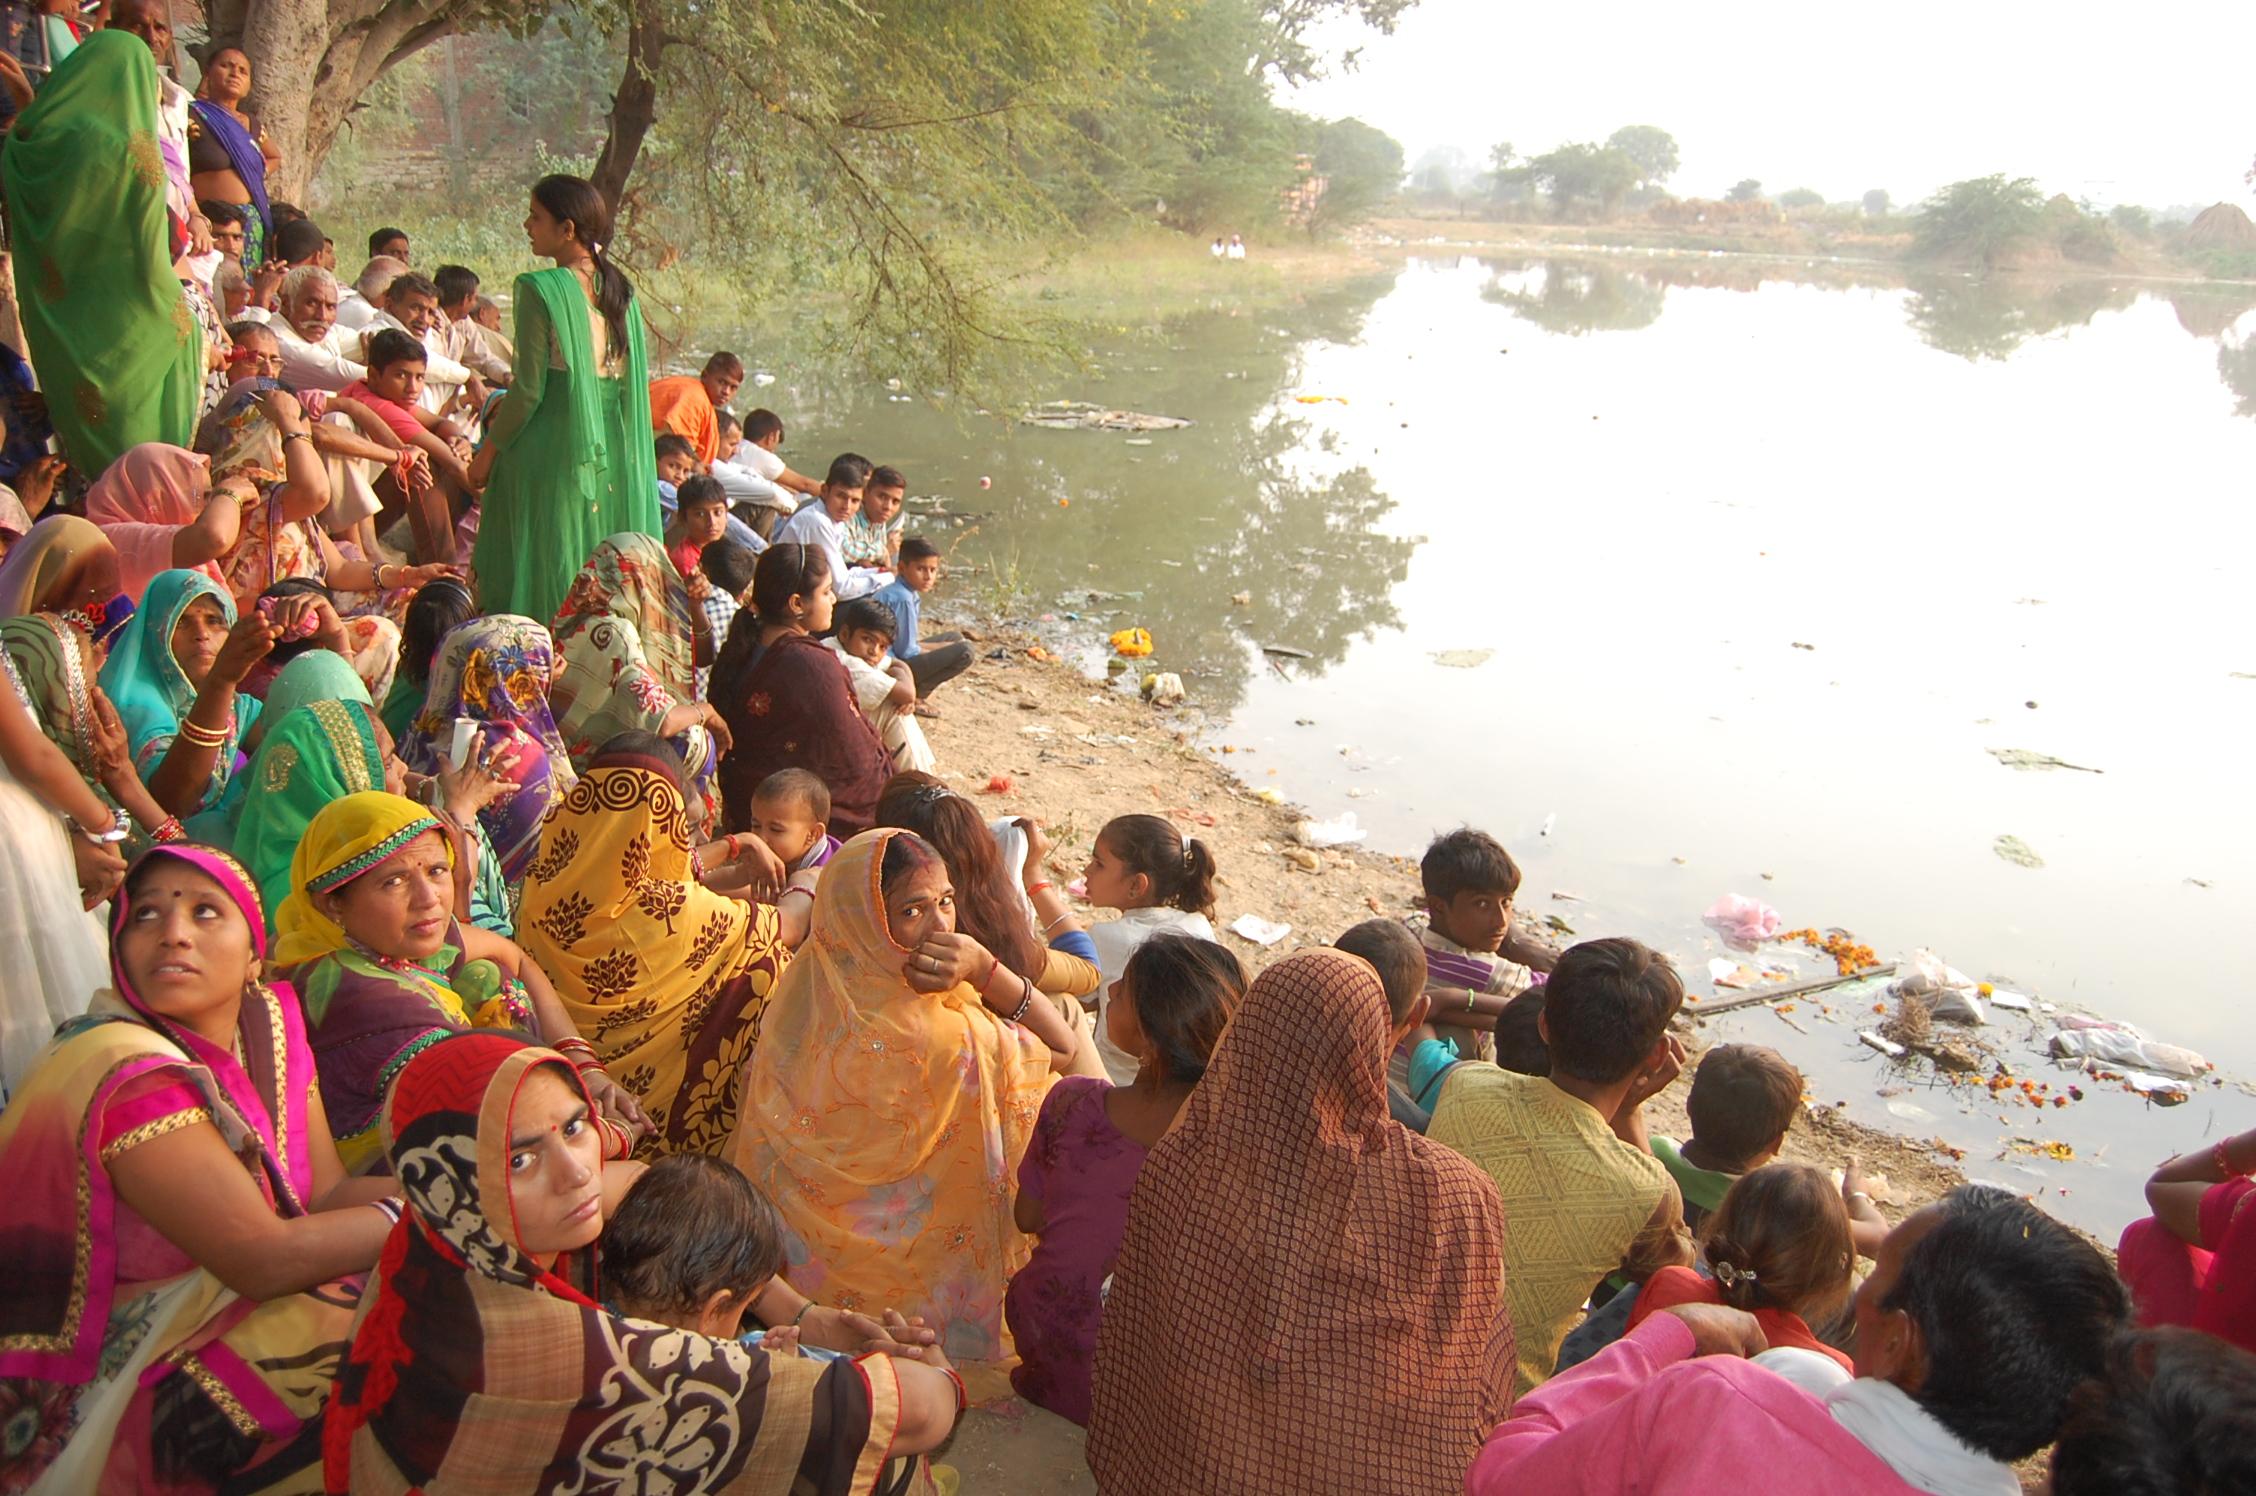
309, 817, 441, 894
98, 1105, 212, 1162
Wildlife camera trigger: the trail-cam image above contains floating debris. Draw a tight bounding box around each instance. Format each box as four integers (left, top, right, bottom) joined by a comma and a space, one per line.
1993, 835, 2045, 869
1020, 401, 1192, 432
1431, 648, 1494, 669
1988, 748, 2103, 774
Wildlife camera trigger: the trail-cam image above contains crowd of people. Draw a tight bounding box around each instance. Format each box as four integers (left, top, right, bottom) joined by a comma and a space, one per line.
0, 11, 2248, 1496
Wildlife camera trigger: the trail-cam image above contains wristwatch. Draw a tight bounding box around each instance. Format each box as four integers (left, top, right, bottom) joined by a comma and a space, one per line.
70, 810, 131, 844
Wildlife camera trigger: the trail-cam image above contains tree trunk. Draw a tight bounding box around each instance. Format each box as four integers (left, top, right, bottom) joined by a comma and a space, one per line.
204, 0, 503, 201
589, 0, 668, 214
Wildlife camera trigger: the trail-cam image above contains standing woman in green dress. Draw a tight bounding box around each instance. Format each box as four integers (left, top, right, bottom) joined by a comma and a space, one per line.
468, 176, 659, 625
0, 30, 203, 475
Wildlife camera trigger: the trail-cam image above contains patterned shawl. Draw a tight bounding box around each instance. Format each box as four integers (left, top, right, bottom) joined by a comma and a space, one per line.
273, 791, 533, 1173
1087, 949, 1516, 1494
324, 1031, 920, 1496
0, 845, 313, 1386
731, 829, 1056, 1366
233, 696, 384, 928
0, 610, 102, 781
0, 513, 109, 617
516, 753, 787, 1156
96, 567, 261, 810
400, 614, 576, 881
548, 532, 697, 766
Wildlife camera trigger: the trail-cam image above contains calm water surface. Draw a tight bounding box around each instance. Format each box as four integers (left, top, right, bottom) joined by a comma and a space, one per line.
773, 254, 2256, 1234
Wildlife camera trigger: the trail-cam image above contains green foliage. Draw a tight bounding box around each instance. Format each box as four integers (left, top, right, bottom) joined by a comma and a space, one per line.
1300, 117, 1405, 234
1777, 187, 1824, 211
2109, 203, 2152, 237
1605, 126, 1679, 190
1726, 178, 1764, 203
1524, 142, 1641, 215
1912, 175, 2045, 268
1862, 188, 1891, 217
2057, 214, 2120, 265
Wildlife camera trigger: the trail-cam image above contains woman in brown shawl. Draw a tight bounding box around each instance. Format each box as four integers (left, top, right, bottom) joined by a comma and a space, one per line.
1088, 948, 1516, 1495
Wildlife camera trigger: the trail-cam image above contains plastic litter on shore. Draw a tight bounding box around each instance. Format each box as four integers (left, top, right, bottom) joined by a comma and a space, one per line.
1293, 812, 1367, 849
1229, 914, 1292, 946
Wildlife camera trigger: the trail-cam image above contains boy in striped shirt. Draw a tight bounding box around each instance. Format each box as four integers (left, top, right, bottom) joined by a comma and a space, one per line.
1414, 828, 1555, 1068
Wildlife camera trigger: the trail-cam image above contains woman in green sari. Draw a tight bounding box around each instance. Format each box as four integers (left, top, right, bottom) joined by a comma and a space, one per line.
233, 693, 392, 927
468, 175, 659, 625
0, 31, 202, 474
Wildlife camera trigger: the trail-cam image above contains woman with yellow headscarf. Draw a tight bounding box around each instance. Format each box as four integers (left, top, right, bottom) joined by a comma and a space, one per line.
517, 733, 809, 1157
272, 790, 647, 1172
730, 828, 1098, 1376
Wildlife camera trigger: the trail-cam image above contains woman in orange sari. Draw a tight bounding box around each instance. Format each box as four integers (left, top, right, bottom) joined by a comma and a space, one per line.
731, 829, 1096, 1373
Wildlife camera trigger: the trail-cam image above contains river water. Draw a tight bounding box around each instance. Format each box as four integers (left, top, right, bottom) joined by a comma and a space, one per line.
770, 252, 2256, 1235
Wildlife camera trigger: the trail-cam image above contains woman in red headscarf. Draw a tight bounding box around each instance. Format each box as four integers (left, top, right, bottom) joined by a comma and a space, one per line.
326, 1031, 965, 1495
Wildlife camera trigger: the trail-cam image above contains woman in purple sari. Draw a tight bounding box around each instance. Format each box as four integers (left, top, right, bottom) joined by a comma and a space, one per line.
187, 46, 277, 266
398, 614, 576, 882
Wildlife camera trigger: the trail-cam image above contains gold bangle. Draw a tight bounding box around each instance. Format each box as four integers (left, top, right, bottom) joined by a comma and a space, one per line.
177, 718, 229, 749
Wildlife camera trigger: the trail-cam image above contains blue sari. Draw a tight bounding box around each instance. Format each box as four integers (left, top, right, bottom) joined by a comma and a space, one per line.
187, 99, 270, 265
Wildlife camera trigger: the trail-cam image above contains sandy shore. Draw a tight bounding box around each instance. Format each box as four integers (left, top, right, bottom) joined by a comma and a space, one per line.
927, 610, 1992, 1489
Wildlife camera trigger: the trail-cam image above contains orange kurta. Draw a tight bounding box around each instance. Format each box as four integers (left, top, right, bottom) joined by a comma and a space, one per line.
647, 374, 717, 464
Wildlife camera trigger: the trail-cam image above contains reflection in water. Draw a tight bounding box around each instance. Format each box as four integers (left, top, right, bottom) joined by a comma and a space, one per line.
2219, 336, 2256, 418
1902, 274, 2140, 362
771, 273, 1418, 714
1481, 259, 1665, 336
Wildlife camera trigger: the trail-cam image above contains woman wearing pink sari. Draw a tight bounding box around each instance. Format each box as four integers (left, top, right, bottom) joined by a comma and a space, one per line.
82, 443, 251, 601
0, 843, 397, 1493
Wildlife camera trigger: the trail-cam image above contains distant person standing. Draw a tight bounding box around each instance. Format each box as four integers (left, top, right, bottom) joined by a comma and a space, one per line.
468, 175, 658, 624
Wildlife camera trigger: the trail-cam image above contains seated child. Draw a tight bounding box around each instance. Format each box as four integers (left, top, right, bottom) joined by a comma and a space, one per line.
1081, 813, 1219, 1084
842, 463, 908, 569
1008, 933, 1245, 1425
665, 475, 730, 579
603, 1152, 965, 1431
654, 431, 697, 500
1652, 1043, 1804, 1234
1335, 918, 1437, 1133
826, 597, 935, 774
871, 537, 971, 700
695, 538, 757, 698
1414, 828, 1552, 1070
339, 327, 469, 563
746, 767, 841, 874
1624, 1162, 1856, 1370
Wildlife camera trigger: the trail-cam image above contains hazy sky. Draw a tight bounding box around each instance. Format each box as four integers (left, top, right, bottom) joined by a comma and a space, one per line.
1290, 0, 2255, 210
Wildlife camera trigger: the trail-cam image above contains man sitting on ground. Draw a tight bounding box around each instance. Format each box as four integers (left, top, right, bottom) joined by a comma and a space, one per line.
1424, 936, 1695, 1397
649, 352, 743, 467
433, 263, 512, 385
336, 256, 402, 332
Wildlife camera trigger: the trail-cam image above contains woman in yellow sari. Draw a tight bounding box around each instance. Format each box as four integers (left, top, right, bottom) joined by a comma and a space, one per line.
516, 733, 804, 1156
272, 791, 647, 1173
731, 828, 1098, 1373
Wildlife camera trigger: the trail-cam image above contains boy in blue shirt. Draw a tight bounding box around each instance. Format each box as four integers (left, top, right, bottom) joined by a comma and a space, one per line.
871, 535, 971, 705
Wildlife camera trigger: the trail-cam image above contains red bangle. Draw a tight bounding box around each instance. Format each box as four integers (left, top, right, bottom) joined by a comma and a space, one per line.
942, 1366, 968, 1418
1026, 881, 1053, 899
2217, 1140, 2247, 1178
982, 956, 1000, 995
150, 816, 185, 843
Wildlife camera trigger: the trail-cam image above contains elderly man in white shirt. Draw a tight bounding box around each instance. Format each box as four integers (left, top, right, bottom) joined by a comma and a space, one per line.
772, 453, 891, 600
270, 265, 367, 392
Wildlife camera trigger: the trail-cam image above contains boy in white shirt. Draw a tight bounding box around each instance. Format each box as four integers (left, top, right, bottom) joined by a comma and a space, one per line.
773, 453, 891, 601
825, 598, 935, 773
710, 408, 798, 537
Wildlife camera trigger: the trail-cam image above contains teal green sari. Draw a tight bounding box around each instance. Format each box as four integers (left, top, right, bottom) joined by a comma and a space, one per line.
96, 570, 262, 831
471, 268, 658, 626
232, 698, 383, 929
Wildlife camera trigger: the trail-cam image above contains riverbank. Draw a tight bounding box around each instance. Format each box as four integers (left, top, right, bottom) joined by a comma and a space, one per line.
924, 608, 1983, 1217
926, 605, 1996, 1488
